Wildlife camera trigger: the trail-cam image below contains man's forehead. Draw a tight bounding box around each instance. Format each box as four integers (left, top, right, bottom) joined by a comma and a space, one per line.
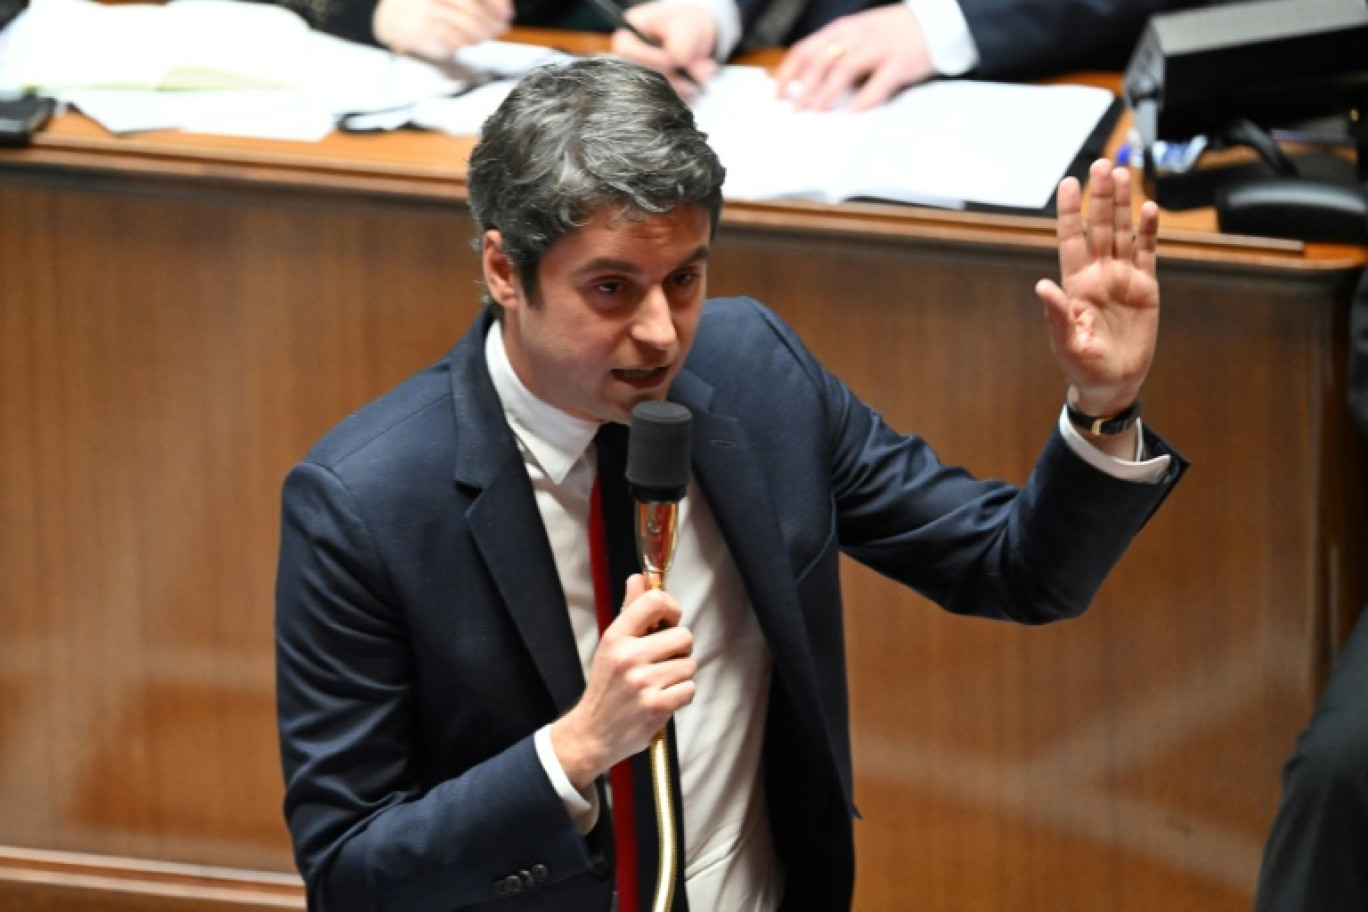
552, 204, 712, 251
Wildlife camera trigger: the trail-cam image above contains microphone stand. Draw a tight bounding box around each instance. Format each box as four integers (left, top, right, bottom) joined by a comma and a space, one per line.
626, 400, 692, 912
636, 497, 680, 912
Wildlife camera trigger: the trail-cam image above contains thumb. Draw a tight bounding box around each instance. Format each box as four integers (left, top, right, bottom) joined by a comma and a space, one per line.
622, 572, 648, 610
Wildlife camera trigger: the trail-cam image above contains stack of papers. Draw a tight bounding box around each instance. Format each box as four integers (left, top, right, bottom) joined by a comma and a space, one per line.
0, 2, 1115, 211
692, 67, 1115, 211
401, 64, 1116, 212
3, 0, 310, 90
0, 0, 566, 140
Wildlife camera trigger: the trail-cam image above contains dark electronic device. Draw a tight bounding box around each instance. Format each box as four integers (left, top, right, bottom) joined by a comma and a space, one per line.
1123, 0, 1368, 240
1216, 176, 1367, 242
0, 94, 55, 147
1125, 0, 1368, 155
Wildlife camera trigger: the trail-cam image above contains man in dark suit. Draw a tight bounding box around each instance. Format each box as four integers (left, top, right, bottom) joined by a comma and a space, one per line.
610, 0, 1199, 106
275, 55, 1184, 911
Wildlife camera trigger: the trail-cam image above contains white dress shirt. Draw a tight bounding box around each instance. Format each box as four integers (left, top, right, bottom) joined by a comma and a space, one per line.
485, 324, 783, 912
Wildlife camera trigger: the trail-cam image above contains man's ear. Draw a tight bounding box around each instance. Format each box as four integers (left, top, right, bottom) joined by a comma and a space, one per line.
482, 230, 523, 309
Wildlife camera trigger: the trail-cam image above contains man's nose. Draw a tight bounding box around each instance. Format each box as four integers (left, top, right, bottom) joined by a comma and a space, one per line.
632, 287, 677, 349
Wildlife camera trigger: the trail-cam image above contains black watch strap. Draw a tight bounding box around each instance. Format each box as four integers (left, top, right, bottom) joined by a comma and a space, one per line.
1066, 395, 1143, 436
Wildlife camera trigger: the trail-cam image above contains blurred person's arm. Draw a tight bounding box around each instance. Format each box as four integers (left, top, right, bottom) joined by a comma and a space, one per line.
264, 0, 512, 54
775, 0, 972, 112
775, 0, 1185, 113
373, 0, 513, 58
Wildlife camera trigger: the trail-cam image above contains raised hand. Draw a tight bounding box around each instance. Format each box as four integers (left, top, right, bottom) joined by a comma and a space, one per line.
1036, 158, 1160, 429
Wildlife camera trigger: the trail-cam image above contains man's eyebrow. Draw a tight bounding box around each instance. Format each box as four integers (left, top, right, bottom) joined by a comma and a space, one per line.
574, 246, 711, 277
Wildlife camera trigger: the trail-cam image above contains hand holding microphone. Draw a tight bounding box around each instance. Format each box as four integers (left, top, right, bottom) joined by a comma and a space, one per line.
551, 401, 696, 787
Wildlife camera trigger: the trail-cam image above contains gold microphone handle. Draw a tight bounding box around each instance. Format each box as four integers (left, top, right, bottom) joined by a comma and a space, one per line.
648, 727, 678, 912
636, 501, 679, 912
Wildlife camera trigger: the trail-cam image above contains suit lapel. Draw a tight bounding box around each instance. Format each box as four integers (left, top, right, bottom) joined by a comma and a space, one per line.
670, 374, 825, 724
448, 313, 587, 716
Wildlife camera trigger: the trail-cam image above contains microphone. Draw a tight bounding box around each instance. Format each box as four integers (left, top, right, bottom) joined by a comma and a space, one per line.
626, 400, 692, 593
624, 399, 692, 912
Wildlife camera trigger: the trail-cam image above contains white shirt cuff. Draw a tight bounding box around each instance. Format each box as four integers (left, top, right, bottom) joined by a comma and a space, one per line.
903, 0, 979, 76
1058, 407, 1172, 484
534, 724, 600, 835
665, 0, 742, 60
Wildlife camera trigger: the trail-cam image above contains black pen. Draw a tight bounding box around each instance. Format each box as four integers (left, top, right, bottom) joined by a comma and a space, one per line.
582, 0, 705, 92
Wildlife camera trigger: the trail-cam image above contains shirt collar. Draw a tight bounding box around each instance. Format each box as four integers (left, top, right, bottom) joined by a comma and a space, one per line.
485, 319, 599, 485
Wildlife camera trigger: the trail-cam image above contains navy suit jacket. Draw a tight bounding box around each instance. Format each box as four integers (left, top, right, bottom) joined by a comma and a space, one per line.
276, 297, 1184, 911
745, 0, 1196, 78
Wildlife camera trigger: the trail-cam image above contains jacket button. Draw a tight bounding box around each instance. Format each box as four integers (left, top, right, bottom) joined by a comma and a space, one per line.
531, 864, 549, 882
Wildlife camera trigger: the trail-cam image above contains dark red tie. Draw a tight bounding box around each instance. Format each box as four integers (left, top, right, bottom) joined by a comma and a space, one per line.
589, 468, 641, 912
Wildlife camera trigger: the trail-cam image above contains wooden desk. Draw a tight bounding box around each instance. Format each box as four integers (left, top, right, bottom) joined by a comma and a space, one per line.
1, 32, 1364, 910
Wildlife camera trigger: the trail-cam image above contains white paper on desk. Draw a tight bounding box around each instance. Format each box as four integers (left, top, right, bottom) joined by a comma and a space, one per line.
30, 29, 469, 138
3, 0, 309, 91
389, 42, 571, 135
402, 43, 572, 135
60, 88, 332, 139
450, 41, 571, 77
408, 79, 517, 136
303, 32, 465, 117
694, 67, 1114, 211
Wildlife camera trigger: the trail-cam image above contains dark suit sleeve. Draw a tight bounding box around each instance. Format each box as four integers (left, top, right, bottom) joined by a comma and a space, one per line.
958, 0, 1189, 79
706, 297, 1186, 625
826, 383, 1184, 624
256, 0, 380, 45
276, 461, 606, 912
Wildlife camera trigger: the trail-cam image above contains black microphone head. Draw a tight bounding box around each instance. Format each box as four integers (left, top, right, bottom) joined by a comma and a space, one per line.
626, 400, 692, 502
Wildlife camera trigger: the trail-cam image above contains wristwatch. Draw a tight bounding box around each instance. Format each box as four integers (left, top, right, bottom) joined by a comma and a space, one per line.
1066, 389, 1143, 436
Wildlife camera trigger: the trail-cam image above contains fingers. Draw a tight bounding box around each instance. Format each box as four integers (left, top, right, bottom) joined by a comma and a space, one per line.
374, 0, 511, 56
612, 579, 692, 692
847, 61, 905, 113
1054, 174, 1087, 281
1135, 199, 1160, 278
1058, 158, 1163, 282
1087, 159, 1115, 262
775, 7, 930, 111
1079, 159, 1164, 265
550, 581, 694, 785
612, 4, 716, 97
1034, 277, 1073, 354
1112, 162, 1134, 261
779, 38, 866, 111
441, 0, 513, 45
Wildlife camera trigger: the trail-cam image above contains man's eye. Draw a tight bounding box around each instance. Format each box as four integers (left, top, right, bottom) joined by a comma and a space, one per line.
672, 271, 700, 288
594, 280, 624, 296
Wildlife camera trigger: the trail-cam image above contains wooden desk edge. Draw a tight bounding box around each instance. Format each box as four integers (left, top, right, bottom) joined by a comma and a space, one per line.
4, 34, 1363, 274
0, 845, 304, 910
